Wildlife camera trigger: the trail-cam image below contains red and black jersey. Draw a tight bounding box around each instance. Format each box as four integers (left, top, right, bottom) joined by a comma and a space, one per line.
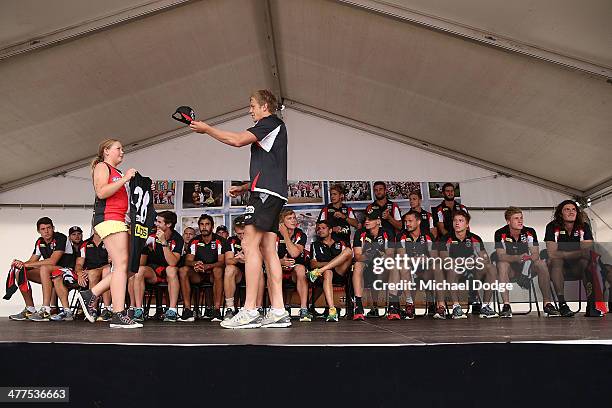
32, 232, 74, 268
78, 237, 109, 270
366, 199, 402, 234
93, 162, 128, 226
318, 203, 356, 244
225, 235, 243, 256
544, 221, 593, 252
310, 239, 348, 263
442, 231, 484, 258
145, 230, 183, 267
395, 229, 434, 257
494, 225, 538, 256
353, 227, 393, 255
414, 208, 435, 236
434, 200, 468, 234
188, 233, 227, 264
277, 228, 307, 264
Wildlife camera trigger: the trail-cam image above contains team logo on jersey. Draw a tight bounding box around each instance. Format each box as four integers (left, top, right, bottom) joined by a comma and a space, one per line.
112, 176, 121, 182
211, 243, 216, 250
135, 224, 148, 239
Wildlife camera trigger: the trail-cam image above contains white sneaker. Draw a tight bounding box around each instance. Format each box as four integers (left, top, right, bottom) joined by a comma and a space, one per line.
220, 309, 262, 329
261, 309, 292, 328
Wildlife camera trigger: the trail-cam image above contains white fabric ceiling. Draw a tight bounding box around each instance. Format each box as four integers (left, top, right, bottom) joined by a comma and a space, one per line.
0, 0, 610, 197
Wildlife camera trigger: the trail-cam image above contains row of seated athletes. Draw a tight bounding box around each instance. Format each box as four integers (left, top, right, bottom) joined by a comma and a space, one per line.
7, 184, 612, 322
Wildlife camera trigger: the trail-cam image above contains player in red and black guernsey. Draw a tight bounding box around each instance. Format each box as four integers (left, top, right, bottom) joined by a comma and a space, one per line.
223, 216, 266, 321
409, 191, 436, 239
392, 210, 441, 320
131, 211, 183, 322
366, 181, 402, 236
318, 183, 358, 244
276, 210, 310, 321
306, 220, 353, 322
190, 89, 290, 329
544, 200, 604, 317
9, 217, 74, 322
494, 207, 558, 318
76, 232, 113, 321
434, 183, 468, 238
440, 210, 498, 319
178, 214, 227, 322
352, 210, 394, 320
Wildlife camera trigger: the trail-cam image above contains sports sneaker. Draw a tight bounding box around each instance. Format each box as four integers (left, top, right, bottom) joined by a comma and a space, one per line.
9, 308, 33, 321
307, 268, 322, 283
452, 305, 467, 319
404, 303, 415, 320
559, 303, 575, 317
223, 307, 235, 321
433, 305, 446, 320
50, 309, 73, 321
353, 306, 365, 321
220, 309, 262, 329
97, 308, 113, 322
479, 304, 498, 318
179, 308, 195, 322
261, 309, 292, 328
326, 307, 339, 322
585, 303, 603, 318
500, 304, 513, 318
163, 309, 178, 322
366, 308, 380, 318
201, 307, 213, 320
29, 308, 51, 322
299, 308, 313, 322
471, 302, 482, 316
386, 305, 401, 320
76, 289, 99, 323
110, 310, 143, 329
133, 307, 145, 322
211, 308, 223, 322
543, 303, 560, 317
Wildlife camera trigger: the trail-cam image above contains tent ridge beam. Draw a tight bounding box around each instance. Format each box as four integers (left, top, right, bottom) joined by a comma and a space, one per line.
336, 0, 612, 79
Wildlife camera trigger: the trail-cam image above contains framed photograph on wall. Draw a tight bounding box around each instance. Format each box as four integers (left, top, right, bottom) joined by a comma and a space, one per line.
293, 210, 319, 248
229, 180, 251, 207
383, 181, 420, 201
329, 181, 372, 204
428, 182, 461, 199
182, 181, 224, 209
152, 180, 176, 210
287, 181, 324, 205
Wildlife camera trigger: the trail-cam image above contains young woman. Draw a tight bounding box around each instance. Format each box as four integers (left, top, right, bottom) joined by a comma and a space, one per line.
77, 139, 141, 328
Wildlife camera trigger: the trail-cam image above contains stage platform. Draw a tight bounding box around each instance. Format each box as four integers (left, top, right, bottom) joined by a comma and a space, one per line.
0, 315, 609, 407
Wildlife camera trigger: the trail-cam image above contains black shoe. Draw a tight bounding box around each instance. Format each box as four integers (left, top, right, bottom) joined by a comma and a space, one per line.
211, 308, 223, 322
353, 306, 365, 320
559, 303, 575, 317
76, 289, 98, 323
366, 308, 380, 318
110, 311, 143, 329
178, 308, 195, 322
543, 303, 560, 317
499, 304, 512, 318
471, 302, 482, 316
201, 307, 212, 320
309, 306, 324, 319
426, 303, 436, 317
585, 303, 603, 318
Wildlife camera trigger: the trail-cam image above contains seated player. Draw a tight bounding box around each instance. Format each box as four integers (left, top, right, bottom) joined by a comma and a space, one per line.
179, 227, 197, 267
495, 207, 559, 318
317, 183, 358, 244
178, 214, 226, 322
216, 225, 230, 240
75, 232, 113, 321
132, 211, 183, 322
545, 200, 604, 317
440, 211, 498, 319
9, 217, 74, 322
223, 217, 265, 320
352, 210, 395, 320
68, 226, 83, 254
276, 210, 309, 321
393, 210, 441, 320
307, 220, 353, 322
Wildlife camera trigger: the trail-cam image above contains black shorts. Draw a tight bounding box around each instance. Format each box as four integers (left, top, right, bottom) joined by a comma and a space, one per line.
244, 192, 285, 233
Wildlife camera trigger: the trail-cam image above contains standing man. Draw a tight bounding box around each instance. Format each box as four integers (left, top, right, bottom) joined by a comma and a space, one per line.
318, 184, 358, 245
434, 183, 468, 238
366, 181, 402, 236
189, 89, 290, 329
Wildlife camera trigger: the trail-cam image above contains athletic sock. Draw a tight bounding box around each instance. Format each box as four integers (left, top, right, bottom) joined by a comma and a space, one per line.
43, 306, 51, 313
226, 297, 234, 309
247, 308, 259, 317
168, 307, 177, 313
405, 294, 414, 304
453, 303, 460, 308
26, 306, 36, 313
272, 308, 286, 316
